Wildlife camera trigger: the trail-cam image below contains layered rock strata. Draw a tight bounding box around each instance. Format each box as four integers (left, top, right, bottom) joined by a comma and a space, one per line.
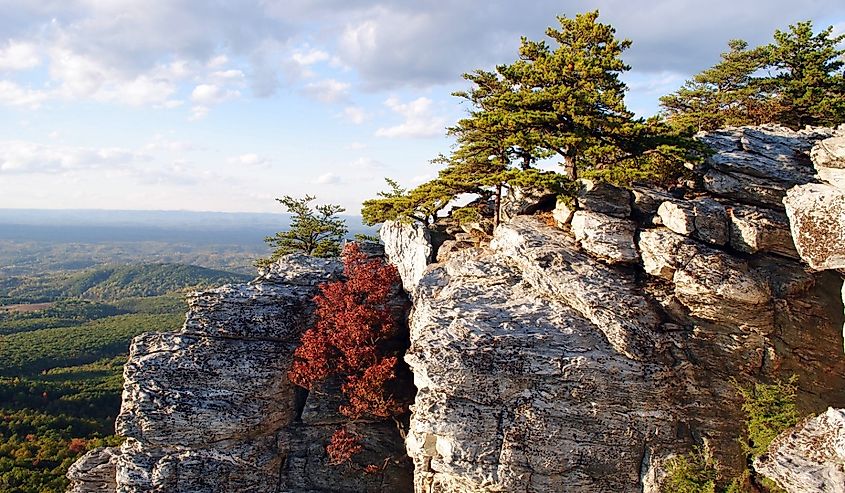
384, 124, 845, 492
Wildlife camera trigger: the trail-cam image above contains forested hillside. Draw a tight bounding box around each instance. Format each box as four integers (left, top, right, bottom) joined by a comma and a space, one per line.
0, 263, 250, 304
0, 263, 244, 492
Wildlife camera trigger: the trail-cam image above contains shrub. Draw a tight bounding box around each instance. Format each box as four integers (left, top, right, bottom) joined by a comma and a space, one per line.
662, 447, 717, 493
288, 243, 410, 466
736, 376, 800, 458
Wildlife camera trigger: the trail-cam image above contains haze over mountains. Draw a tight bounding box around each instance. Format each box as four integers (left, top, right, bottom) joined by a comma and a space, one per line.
0, 209, 375, 245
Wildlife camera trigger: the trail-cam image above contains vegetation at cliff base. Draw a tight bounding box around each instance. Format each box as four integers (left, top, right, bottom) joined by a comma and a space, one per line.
0, 263, 226, 491
288, 243, 411, 469
660, 21, 845, 131
662, 447, 718, 493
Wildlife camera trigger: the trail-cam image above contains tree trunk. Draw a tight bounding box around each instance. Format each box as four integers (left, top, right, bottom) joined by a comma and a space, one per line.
494, 183, 502, 228
563, 155, 578, 181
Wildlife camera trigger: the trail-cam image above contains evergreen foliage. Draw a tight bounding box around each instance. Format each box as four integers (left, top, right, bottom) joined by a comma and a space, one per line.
361, 11, 701, 226
260, 195, 348, 265
661, 20, 845, 131
736, 376, 801, 458
662, 447, 718, 493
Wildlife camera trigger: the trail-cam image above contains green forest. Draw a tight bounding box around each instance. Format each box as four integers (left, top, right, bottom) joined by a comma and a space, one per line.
0, 264, 245, 492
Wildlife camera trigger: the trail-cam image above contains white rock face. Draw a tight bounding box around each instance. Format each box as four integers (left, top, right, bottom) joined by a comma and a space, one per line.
784, 183, 845, 270
400, 215, 845, 492
812, 133, 845, 189
571, 210, 638, 263
406, 218, 676, 492
381, 220, 434, 295
755, 408, 845, 493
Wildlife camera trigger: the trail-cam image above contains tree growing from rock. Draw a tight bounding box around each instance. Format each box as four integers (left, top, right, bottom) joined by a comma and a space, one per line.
288, 243, 409, 467
661, 20, 845, 131
361, 11, 700, 226
258, 195, 347, 267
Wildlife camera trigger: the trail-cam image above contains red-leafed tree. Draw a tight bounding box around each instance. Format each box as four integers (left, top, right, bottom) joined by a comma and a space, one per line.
289, 242, 409, 467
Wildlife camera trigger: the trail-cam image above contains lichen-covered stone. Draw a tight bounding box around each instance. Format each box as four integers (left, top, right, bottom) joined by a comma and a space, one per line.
755, 408, 845, 493
783, 183, 845, 270
571, 210, 638, 263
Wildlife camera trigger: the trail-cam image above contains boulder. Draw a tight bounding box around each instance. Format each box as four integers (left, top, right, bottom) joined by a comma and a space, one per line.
638, 228, 774, 332
571, 210, 638, 263
657, 200, 695, 236
754, 408, 845, 493
657, 198, 728, 246
67, 447, 119, 493
578, 179, 631, 218
692, 197, 729, 246
728, 204, 798, 258
381, 220, 434, 294
631, 186, 675, 216
699, 125, 832, 208
551, 196, 575, 226
783, 183, 845, 270
812, 133, 845, 190
500, 186, 558, 222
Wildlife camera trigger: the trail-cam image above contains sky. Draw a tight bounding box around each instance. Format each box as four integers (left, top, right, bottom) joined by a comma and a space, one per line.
0, 1, 843, 214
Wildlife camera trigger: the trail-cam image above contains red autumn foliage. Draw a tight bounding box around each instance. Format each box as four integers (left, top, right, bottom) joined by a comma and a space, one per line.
288, 243, 405, 420
326, 428, 363, 465
68, 438, 88, 454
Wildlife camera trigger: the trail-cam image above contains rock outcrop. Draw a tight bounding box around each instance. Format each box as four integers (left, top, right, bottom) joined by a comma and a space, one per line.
69, 124, 845, 493
384, 124, 845, 492
68, 254, 411, 493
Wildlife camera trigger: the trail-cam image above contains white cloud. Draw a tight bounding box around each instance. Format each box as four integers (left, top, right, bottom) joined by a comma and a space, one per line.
292, 47, 330, 66
302, 78, 350, 103
207, 54, 229, 68
190, 83, 240, 118
211, 69, 245, 81
375, 96, 446, 138
191, 83, 240, 104
345, 141, 367, 150
0, 40, 40, 70
0, 80, 49, 107
343, 105, 367, 124
0, 140, 150, 174
315, 172, 342, 184
228, 153, 272, 168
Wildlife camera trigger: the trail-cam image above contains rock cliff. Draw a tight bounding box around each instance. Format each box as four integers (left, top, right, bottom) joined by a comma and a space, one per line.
383, 124, 845, 492
68, 254, 411, 493
69, 124, 845, 493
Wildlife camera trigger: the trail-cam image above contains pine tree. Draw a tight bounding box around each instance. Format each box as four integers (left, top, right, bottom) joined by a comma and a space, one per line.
661, 20, 845, 131
660, 40, 774, 132
258, 195, 347, 267
769, 22, 845, 128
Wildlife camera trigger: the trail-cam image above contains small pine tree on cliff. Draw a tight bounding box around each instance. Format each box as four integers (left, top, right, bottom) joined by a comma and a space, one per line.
258, 195, 347, 267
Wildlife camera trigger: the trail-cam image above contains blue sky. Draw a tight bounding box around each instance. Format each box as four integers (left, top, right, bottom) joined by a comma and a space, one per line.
0, 0, 843, 213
